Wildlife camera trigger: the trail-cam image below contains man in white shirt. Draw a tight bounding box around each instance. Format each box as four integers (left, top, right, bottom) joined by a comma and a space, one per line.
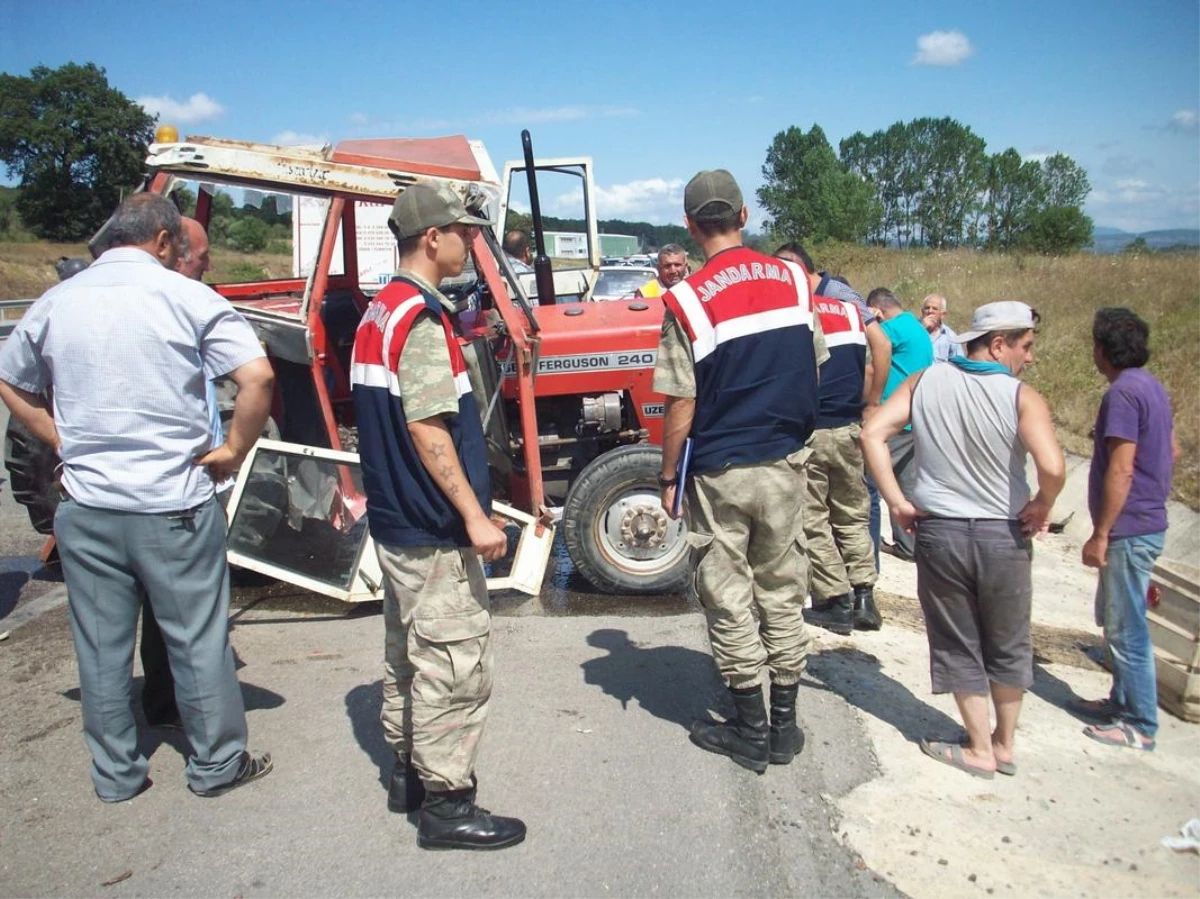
0, 194, 276, 802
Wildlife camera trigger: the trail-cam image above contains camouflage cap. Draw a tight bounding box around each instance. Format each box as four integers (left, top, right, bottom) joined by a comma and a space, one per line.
684, 169, 743, 222
388, 183, 491, 241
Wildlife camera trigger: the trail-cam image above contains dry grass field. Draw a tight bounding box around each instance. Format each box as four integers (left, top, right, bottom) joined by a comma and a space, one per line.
824, 246, 1199, 507
3, 240, 1197, 507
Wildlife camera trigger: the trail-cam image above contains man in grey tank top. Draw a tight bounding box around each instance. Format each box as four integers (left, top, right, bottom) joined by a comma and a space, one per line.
861, 302, 1065, 779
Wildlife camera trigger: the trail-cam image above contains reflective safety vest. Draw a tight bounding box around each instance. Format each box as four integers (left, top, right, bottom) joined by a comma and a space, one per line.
662, 246, 819, 475
812, 294, 867, 429
636, 277, 663, 298
350, 277, 491, 547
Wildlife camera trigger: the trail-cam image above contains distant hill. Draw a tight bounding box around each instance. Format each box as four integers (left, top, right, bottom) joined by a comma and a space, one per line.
1090, 227, 1200, 254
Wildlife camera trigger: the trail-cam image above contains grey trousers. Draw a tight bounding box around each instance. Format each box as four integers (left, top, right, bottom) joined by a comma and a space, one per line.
55, 496, 248, 800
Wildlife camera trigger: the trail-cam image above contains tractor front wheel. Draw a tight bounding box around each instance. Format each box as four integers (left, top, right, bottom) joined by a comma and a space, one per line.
561, 445, 689, 595
4, 420, 60, 535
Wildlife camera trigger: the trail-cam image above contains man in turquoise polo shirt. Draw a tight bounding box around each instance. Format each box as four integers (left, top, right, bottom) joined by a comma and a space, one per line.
867, 288, 934, 561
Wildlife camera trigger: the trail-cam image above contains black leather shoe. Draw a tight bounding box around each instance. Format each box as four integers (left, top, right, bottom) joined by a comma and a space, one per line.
417, 788, 526, 851
803, 594, 853, 636
387, 752, 425, 814
189, 751, 273, 798
852, 585, 883, 631
690, 685, 769, 773
768, 682, 805, 765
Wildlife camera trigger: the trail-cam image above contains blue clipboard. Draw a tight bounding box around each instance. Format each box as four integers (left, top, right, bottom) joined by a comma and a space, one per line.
672, 438, 693, 519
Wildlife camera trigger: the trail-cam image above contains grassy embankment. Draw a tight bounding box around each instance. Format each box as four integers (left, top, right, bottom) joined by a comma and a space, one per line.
3, 241, 1197, 507
822, 245, 1199, 508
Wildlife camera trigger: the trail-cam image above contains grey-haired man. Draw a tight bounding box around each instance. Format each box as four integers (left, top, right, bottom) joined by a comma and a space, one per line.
0, 193, 275, 801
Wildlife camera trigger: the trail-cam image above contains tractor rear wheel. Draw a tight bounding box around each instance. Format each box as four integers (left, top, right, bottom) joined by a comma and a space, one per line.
561, 444, 689, 595
4, 419, 60, 535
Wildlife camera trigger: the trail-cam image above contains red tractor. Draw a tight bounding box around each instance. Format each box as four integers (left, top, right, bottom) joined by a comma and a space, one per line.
5, 129, 688, 598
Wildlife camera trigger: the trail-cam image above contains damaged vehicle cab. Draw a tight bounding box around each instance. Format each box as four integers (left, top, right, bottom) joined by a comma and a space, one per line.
17, 130, 690, 599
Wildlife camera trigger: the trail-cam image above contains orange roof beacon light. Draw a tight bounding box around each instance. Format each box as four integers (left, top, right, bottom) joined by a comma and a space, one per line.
154, 124, 179, 144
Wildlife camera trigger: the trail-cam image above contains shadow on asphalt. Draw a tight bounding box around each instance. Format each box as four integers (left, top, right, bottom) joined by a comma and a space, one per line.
0, 559, 62, 619
1030, 657, 1105, 724
806, 646, 961, 743
580, 628, 723, 730
60, 679, 286, 713
344, 680, 392, 791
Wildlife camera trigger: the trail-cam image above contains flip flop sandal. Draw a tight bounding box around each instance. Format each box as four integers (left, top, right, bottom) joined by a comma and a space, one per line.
919, 738, 996, 779
1082, 722, 1155, 752
953, 734, 1016, 775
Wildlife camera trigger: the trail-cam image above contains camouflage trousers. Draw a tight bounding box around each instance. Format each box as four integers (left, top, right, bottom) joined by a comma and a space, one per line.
803, 423, 877, 601
686, 453, 811, 689
376, 543, 493, 792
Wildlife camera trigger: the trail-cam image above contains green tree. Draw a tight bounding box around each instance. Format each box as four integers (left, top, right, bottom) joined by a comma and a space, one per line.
758, 125, 878, 244
229, 216, 269, 252
984, 148, 1046, 249
1019, 206, 1093, 254
0, 63, 154, 240
906, 117, 987, 248
1040, 153, 1090, 208
840, 122, 912, 246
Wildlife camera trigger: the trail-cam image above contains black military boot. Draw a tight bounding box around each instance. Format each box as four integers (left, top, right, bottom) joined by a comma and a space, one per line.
387, 752, 424, 814
416, 787, 527, 851
689, 685, 769, 773
852, 584, 882, 631
768, 682, 805, 765
803, 593, 853, 636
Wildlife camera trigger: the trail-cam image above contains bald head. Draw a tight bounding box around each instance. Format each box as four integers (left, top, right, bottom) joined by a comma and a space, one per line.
176, 217, 211, 281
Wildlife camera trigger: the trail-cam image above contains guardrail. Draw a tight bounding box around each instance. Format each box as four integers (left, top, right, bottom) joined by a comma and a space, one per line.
0, 299, 35, 340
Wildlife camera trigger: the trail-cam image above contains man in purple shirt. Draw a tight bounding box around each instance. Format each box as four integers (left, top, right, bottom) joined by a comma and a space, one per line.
1076, 307, 1179, 751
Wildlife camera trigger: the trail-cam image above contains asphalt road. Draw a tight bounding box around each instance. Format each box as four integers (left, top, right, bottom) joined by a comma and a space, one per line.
0, 406, 902, 898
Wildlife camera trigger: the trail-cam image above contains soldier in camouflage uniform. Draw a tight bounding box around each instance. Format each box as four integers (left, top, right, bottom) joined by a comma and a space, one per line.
655, 170, 827, 773
350, 183, 525, 851
775, 249, 881, 635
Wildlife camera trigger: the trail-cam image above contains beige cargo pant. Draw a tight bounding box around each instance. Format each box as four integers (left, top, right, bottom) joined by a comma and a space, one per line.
686, 453, 811, 689
804, 423, 877, 601
376, 543, 493, 792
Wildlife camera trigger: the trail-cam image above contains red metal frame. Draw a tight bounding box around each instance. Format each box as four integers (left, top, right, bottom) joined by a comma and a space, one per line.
468, 233, 546, 515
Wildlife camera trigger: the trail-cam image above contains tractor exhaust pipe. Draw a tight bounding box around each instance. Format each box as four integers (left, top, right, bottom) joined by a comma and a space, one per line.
522, 129, 555, 307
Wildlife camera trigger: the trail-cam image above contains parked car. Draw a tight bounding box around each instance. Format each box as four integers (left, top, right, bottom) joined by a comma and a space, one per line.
591, 265, 658, 301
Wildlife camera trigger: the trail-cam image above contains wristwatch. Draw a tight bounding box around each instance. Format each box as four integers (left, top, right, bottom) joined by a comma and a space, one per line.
656, 471, 679, 488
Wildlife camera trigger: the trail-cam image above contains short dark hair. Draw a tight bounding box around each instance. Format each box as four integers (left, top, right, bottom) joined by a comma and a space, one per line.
105, 194, 182, 249
690, 209, 741, 239
866, 287, 901, 311
965, 308, 1041, 355
1093, 307, 1150, 369
503, 229, 530, 258
395, 232, 424, 259
773, 242, 814, 272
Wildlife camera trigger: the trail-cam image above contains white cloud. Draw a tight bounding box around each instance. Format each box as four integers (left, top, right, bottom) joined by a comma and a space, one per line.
547, 177, 685, 224
1168, 109, 1199, 132
1088, 179, 1199, 232
136, 92, 224, 123
347, 112, 369, 125
1022, 152, 1050, 164
271, 130, 330, 147
912, 30, 974, 66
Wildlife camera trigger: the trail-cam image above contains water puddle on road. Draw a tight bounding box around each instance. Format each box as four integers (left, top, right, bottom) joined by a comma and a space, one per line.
228, 531, 698, 622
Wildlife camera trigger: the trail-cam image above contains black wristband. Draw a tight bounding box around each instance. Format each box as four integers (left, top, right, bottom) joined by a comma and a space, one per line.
656, 471, 679, 488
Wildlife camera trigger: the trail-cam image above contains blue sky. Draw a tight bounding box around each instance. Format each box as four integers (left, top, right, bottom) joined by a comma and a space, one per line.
3, 0, 1198, 233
